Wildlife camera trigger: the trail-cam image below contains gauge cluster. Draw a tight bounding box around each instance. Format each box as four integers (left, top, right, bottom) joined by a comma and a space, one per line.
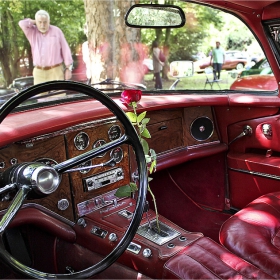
66, 122, 130, 206
71, 124, 124, 173
0, 120, 131, 221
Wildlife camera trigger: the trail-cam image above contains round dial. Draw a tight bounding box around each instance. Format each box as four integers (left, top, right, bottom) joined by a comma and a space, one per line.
74, 132, 90, 150
93, 139, 107, 157
35, 158, 58, 167
110, 147, 123, 163
108, 125, 122, 141
78, 160, 92, 174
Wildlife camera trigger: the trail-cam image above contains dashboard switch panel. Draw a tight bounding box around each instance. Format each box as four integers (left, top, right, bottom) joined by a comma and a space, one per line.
91, 226, 108, 238
127, 242, 141, 254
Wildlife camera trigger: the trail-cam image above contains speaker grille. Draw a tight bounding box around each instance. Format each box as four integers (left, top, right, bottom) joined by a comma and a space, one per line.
190, 117, 214, 141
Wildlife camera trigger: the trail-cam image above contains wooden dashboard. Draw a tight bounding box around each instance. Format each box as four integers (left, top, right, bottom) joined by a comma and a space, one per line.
0, 105, 221, 222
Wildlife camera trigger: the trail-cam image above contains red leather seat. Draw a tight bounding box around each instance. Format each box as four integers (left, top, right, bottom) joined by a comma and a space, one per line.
220, 192, 280, 279
163, 237, 273, 279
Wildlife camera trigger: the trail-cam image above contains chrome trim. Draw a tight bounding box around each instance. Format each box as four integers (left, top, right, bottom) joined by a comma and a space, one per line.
137, 220, 180, 245
229, 167, 280, 181
57, 199, 70, 211
16, 117, 118, 144
0, 185, 31, 234
108, 124, 122, 141
74, 131, 90, 150
92, 139, 107, 157
190, 116, 214, 141
187, 140, 221, 149
110, 147, 123, 163
262, 123, 272, 136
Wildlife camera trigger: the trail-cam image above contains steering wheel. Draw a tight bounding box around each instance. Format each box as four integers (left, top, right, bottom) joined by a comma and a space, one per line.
0, 81, 148, 278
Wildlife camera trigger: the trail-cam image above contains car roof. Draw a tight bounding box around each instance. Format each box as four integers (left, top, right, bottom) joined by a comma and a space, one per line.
194, 0, 280, 20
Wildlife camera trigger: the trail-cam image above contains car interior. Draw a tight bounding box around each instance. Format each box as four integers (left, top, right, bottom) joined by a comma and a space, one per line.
1, 0, 280, 279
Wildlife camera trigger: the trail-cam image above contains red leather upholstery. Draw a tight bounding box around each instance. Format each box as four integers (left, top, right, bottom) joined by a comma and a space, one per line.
162, 237, 273, 279
220, 192, 280, 279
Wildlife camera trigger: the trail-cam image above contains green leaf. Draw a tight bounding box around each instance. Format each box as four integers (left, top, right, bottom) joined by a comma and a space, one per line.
145, 155, 151, 163
141, 128, 151, 138
140, 138, 149, 154
129, 182, 138, 192
137, 111, 146, 123
148, 177, 153, 182
139, 124, 145, 134
115, 185, 134, 197
142, 118, 150, 125
126, 112, 137, 122
150, 149, 157, 160
149, 159, 157, 173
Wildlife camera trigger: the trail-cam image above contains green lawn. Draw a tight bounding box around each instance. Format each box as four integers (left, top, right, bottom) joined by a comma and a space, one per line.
144, 70, 238, 91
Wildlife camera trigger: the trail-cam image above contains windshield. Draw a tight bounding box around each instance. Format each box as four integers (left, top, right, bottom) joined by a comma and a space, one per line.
0, 0, 278, 108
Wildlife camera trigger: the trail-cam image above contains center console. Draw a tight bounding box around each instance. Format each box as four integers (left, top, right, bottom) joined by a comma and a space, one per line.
73, 190, 203, 279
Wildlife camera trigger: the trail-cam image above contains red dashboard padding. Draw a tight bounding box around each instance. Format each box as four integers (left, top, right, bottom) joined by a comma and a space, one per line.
220, 192, 280, 279
3, 207, 76, 243
162, 237, 273, 279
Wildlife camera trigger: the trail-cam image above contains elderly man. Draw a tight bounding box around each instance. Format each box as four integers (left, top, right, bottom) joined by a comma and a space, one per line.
19, 10, 73, 85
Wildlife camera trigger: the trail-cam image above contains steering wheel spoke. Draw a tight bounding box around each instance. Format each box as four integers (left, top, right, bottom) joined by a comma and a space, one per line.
0, 185, 31, 235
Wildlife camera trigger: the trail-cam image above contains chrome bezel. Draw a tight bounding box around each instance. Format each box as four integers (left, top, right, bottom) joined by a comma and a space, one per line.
93, 139, 107, 157
110, 147, 123, 163
34, 157, 59, 167
108, 125, 122, 141
74, 132, 90, 150
190, 116, 214, 141
78, 160, 92, 174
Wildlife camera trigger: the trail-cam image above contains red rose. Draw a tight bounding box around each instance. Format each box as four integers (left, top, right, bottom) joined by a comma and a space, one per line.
120, 89, 142, 106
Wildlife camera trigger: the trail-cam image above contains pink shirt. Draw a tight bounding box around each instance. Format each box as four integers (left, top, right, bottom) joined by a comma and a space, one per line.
19, 18, 73, 68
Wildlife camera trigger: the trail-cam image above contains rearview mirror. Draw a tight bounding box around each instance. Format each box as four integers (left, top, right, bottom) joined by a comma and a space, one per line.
170, 61, 194, 78
125, 4, 186, 28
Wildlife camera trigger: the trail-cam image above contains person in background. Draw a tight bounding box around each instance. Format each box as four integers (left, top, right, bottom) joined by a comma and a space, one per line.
82, 23, 91, 84
210, 41, 225, 80
152, 40, 164, 89
19, 10, 73, 85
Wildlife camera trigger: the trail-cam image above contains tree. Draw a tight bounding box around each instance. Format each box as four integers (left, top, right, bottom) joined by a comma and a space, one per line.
84, 0, 144, 84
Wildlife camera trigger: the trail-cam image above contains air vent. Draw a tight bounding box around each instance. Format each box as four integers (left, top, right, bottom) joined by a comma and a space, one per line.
190, 117, 214, 141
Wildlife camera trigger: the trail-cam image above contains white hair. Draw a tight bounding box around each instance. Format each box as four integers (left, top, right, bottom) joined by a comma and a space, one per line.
35, 10, 50, 21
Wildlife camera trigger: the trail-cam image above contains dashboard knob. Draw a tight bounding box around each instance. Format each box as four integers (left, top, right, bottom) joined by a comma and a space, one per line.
77, 218, 87, 228
109, 233, 118, 242
143, 248, 152, 258
57, 198, 69, 211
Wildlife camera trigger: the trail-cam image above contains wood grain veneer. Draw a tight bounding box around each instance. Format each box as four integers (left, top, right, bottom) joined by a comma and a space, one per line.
0, 135, 74, 221
146, 107, 219, 156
